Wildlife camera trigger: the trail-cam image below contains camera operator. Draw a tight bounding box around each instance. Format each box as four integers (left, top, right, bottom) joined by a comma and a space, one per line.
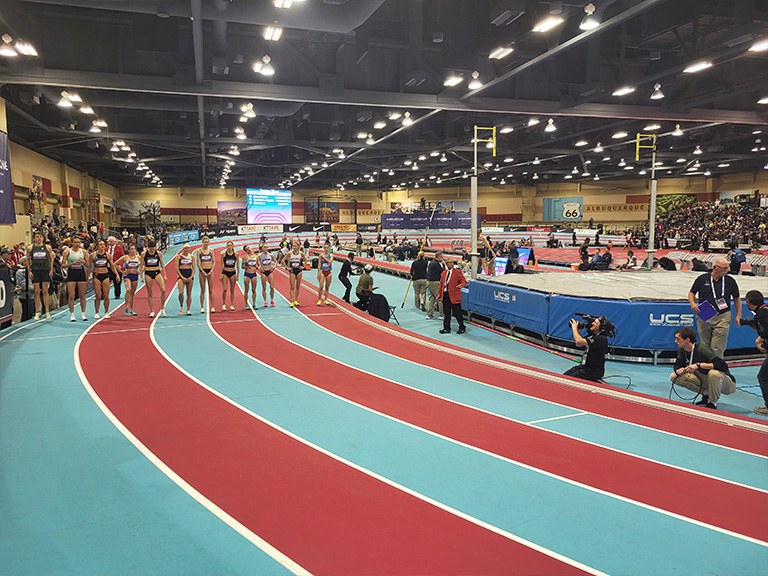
564, 315, 610, 382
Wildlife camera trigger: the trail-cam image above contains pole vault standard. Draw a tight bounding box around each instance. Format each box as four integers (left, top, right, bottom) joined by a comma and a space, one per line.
401, 202, 439, 308
471, 126, 496, 280
636, 133, 658, 270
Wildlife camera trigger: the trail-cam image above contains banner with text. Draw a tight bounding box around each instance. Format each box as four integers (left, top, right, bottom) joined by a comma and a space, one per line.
0, 132, 15, 225
283, 224, 330, 233
381, 213, 480, 230
237, 224, 283, 235
167, 230, 200, 245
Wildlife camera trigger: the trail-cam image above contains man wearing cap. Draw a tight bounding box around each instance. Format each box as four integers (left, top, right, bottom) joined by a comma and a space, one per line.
354, 264, 375, 311
438, 259, 467, 334
688, 257, 742, 359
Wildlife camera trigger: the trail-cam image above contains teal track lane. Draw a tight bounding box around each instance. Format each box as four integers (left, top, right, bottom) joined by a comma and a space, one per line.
152, 279, 768, 576
0, 289, 294, 576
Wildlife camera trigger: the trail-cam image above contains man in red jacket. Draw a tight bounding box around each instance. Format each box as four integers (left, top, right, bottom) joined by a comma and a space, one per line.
438, 259, 468, 334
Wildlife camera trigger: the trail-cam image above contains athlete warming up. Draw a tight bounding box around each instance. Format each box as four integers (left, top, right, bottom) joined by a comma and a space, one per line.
174, 243, 196, 315
196, 235, 216, 313
141, 239, 166, 318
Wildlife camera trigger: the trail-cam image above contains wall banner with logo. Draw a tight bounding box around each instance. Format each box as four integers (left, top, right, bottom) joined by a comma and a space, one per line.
0, 131, 15, 225
543, 197, 583, 222
464, 280, 549, 334
167, 230, 200, 245
237, 224, 283, 235
283, 224, 330, 233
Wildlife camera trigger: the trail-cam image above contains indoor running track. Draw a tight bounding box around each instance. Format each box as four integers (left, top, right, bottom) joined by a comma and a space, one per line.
1, 236, 767, 576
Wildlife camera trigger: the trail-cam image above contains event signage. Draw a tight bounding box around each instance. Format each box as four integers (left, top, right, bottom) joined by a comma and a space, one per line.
357, 224, 379, 232
0, 131, 14, 225
238, 224, 282, 235
381, 213, 480, 230
167, 230, 200, 245
246, 188, 292, 224
0, 267, 12, 326
543, 197, 583, 222
283, 224, 330, 233
331, 224, 357, 233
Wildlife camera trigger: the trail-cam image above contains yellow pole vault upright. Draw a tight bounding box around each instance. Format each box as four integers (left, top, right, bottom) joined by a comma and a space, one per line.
636, 133, 658, 270
471, 126, 496, 280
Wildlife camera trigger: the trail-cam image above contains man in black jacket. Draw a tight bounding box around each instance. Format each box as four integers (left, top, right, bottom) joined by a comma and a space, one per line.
739, 290, 768, 415
425, 251, 445, 319
564, 315, 609, 382
409, 252, 428, 310
669, 327, 735, 409
338, 252, 356, 303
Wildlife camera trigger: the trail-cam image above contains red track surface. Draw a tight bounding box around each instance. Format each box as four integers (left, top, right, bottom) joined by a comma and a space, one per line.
284, 269, 768, 455
78, 252, 586, 575
209, 271, 768, 544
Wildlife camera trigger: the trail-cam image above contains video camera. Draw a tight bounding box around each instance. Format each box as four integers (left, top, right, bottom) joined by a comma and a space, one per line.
569, 313, 616, 338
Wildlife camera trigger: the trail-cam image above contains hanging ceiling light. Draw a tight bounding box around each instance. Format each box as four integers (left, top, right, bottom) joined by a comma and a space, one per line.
527, 118, 540, 127
110, 143, 120, 152
356, 131, 368, 139
593, 174, 600, 180
253, 55, 275, 76
440, 154, 447, 162
373, 120, 386, 129
758, 96, 768, 104
486, 141, 495, 149
443, 73, 463, 87
468, 71, 483, 90
594, 142, 603, 153
388, 111, 402, 120
532, 173, 539, 180
571, 166, 578, 174
365, 134, 375, 146
402, 111, 413, 126
499, 126, 513, 134
693, 145, 702, 155
579, 3, 600, 30
612, 85, 635, 97
93, 119, 108, 127
504, 156, 514, 163
532, 15, 564, 33
650, 83, 665, 100
643, 123, 661, 131
575, 139, 588, 147
683, 60, 713, 74
489, 45, 514, 59
229, 146, 240, 156
544, 118, 556, 132
672, 124, 684, 136
749, 38, 768, 52
618, 158, 626, 167
264, 26, 283, 41
89, 121, 101, 133
0, 34, 17, 57
612, 130, 628, 139
532, 157, 541, 165
57, 91, 73, 108
13, 38, 38, 57
78, 105, 94, 115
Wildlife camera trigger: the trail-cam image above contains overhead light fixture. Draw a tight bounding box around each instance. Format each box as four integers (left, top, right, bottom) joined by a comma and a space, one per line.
544, 118, 556, 132
468, 70, 483, 90
403, 159, 413, 166
440, 154, 447, 162
693, 145, 702, 155
643, 123, 661, 131
402, 111, 413, 126
571, 166, 578, 174
612, 85, 635, 97
593, 174, 600, 181
236, 132, 247, 140
527, 118, 540, 127
229, 146, 240, 156
704, 169, 711, 176
0, 34, 17, 57
264, 26, 283, 41
418, 155, 426, 161
638, 169, 647, 175
602, 155, 611, 161
582, 171, 590, 177
356, 131, 368, 139
532, 157, 540, 165
532, 173, 539, 180
89, 122, 101, 133
429, 151, 440, 157
683, 60, 713, 74
618, 158, 626, 167
486, 141, 495, 149
489, 45, 514, 59
93, 119, 108, 127
79, 105, 94, 115
579, 3, 600, 30
624, 165, 634, 170
253, 54, 274, 76
672, 124, 684, 136
110, 143, 120, 152
503, 156, 514, 163
388, 111, 402, 120
532, 15, 564, 33
748, 39, 768, 52
650, 83, 665, 100
676, 158, 686, 163
575, 139, 588, 147
758, 96, 768, 104
13, 39, 38, 57
499, 126, 513, 134
443, 73, 463, 87
365, 134, 375, 146
274, 0, 295, 8
121, 145, 130, 151
373, 120, 386, 129
612, 130, 628, 139
57, 91, 74, 108
594, 142, 603, 153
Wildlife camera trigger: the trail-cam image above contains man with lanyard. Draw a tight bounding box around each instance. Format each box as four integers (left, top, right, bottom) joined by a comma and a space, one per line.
669, 327, 735, 410
738, 290, 768, 415
688, 257, 742, 359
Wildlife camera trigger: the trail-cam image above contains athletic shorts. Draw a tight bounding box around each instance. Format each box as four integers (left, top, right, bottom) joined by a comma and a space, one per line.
244, 271, 259, 279
222, 270, 236, 279
291, 267, 303, 276
124, 273, 139, 282
95, 272, 110, 283
32, 270, 50, 284
67, 268, 87, 282
178, 269, 193, 279
144, 270, 161, 279
321, 269, 331, 277
262, 269, 272, 277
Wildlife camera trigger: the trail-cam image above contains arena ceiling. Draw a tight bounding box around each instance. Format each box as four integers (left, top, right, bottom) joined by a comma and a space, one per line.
0, 0, 767, 191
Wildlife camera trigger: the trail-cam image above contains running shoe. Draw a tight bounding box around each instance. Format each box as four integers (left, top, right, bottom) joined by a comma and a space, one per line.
130, 310, 137, 316
294, 301, 300, 307
94, 312, 100, 319
270, 301, 275, 307
149, 312, 155, 318
45, 311, 51, 319
82, 314, 88, 321
201, 307, 205, 313
186, 310, 192, 316
211, 308, 215, 314
230, 306, 235, 311
125, 309, 130, 316
289, 301, 295, 308
179, 309, 183, 315
221, 305, 226, 312
160, 309, 167, 317
104, 314, 111, 319
34, 313, 40, 320
317, 299, 322, 305
264, 302, 268, 308
70, 313, 76, 322
323, 299, 329, 305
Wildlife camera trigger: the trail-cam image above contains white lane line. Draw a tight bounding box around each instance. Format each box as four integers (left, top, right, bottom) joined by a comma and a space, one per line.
0, 294, 95, 344
211, 283, 768, 550
283, 268, 768, 458
183, 283, 609, 575
73, 276, 312, 576
527, 412, 589, 425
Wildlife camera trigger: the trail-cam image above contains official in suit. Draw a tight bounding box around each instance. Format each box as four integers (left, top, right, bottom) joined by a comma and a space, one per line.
106, 236, 124, 299
438, 259, 467, 334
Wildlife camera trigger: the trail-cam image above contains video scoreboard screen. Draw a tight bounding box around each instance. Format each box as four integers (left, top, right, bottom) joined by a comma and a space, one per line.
246, 188, 292, 224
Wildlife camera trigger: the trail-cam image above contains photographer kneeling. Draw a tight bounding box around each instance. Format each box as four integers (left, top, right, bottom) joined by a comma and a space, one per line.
670, 327, 735, 410
564, 315, 611, 382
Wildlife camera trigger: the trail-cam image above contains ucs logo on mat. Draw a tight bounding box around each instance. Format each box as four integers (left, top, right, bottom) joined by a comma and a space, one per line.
493, 291, 516, 304
649, 313, 695, 327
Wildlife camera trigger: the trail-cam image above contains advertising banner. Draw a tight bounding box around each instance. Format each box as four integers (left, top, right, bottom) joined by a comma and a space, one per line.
167, 230, 200, 245
381, 213, 480, 230
331, 223, 358, 233
357, 224, 379, 232
0, 267, 14, 326
204, 226, 239, 238
304, 201, 340, 223
0, 131, 15, 225
283, 224, 330, 233
543, 197, 583, 222
238, 224, 283, 235
464, 280, 550, 334
217, 201, 247, 225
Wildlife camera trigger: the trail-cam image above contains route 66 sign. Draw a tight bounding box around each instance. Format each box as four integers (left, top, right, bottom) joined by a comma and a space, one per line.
562, 202, 582, 220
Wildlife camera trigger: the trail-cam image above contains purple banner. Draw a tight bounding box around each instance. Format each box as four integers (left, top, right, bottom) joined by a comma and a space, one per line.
381, 212, 479, 230
0, 131, 15, 225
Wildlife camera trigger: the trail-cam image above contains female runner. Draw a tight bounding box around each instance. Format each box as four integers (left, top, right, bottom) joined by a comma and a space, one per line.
62, 236, 89, 321
316, 244, 333, 305
174, 243, 196, 315
115, 244, 140, 316
196, 235, 215, 313
220, 241, 239, 311
258, 243, 276, 307
141, 239, 166, 318
90, 239, 121, 319
241, 245, 260, 310
281, 241, 306, 307
27, 231, 54, 319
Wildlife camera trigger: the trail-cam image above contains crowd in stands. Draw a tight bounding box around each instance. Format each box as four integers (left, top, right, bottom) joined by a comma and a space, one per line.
656, 200, 768, 248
